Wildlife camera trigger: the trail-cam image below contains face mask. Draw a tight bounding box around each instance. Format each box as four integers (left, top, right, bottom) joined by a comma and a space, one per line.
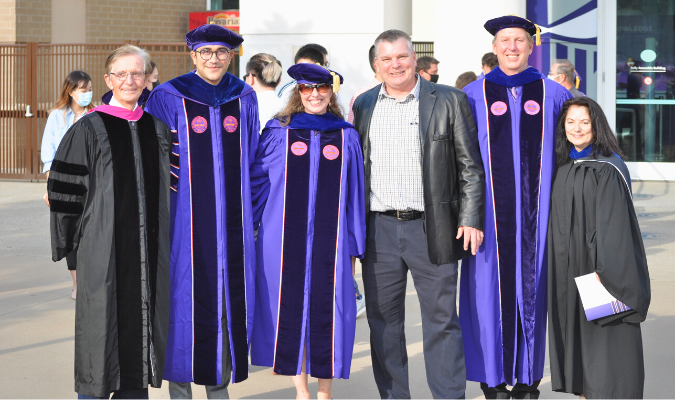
547, 74, 561, 82
429, 74, 439, 83
74, 91, 93, 107
152, 80, 160, 90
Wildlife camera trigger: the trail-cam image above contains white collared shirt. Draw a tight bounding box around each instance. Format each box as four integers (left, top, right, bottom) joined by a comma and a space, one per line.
368, 75, 424, 212
109, 95, 138, 111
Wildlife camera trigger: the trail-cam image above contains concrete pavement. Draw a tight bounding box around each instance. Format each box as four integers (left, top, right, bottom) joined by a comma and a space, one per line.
0, 180, 673, 399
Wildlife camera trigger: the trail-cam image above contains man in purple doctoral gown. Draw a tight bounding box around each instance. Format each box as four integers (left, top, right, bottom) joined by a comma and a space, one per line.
461, 16, 572, 399
144, 24, 259, 398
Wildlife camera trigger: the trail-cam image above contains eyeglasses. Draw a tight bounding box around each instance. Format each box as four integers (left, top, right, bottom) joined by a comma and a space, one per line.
195, 48, 231, 61
243, 73, 256, 80
298, 83, 331, 95
108, 71, 146, 81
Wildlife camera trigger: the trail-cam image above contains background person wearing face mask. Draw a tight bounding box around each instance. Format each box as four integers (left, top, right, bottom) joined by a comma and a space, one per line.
415, 56, 440, 82
548, 58, 585, 98
40, 70, 93, 300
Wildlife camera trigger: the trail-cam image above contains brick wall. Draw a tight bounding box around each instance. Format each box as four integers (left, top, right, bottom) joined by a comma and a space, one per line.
0, 0, 16, 43
15, 0, 51, 43
86, 0, 206, 43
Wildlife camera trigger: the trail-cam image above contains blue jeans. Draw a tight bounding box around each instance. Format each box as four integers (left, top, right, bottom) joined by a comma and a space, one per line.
354, 278, 363, 300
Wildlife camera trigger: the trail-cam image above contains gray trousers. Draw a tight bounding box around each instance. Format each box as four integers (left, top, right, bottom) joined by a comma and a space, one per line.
168, 381, 230, 399
363, 213, 465, 399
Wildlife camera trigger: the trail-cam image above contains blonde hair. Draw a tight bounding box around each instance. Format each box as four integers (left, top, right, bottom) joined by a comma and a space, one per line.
245, 53, 283, 88
274, 86, 344, 126
104, 45, 152, 75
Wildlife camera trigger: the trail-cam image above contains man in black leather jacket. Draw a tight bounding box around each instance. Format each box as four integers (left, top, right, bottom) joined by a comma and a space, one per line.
352, 29, 484, 399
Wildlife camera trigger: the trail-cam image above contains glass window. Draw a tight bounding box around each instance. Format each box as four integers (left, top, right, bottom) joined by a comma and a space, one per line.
616, 0, 675, 162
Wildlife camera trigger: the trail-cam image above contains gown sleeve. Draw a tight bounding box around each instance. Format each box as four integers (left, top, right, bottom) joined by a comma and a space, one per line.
246, 91, 261, 170
145, 90, 178, 130
594, 164, 651, 324
346, 129, 366, 259
251, 127, 281, 226
47, 118, 97, 261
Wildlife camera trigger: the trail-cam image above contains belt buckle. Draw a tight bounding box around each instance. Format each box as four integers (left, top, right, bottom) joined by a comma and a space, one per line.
396, 210, 408, 221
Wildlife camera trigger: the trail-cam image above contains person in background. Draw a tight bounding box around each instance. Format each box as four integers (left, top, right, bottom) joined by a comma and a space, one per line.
352, 29, 484, 399
455, 71, 477, 90
416, 56, 440, 82
478, 52, 499, 79
549, 58, 585, 97
277, 45, 326, 99
146, 60, 160, 91
145, 23, 259, 399
347, 45, 382, 125
48, 44, 171, 399
461, 16, 572, 399
250, 62, 365, 400
41, 70, 93, 301
548, 96, 650, 398
303, 43, 329, 66
244, 53, 283, 129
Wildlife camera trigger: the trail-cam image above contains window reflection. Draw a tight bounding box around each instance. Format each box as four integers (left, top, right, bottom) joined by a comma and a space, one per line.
616, 0, 675, 162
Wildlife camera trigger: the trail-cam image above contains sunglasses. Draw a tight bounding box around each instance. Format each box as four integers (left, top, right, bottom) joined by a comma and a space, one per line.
298, 83, 331, 95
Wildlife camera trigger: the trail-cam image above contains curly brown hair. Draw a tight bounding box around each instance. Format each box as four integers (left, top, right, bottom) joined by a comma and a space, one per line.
274, 85, 345, 126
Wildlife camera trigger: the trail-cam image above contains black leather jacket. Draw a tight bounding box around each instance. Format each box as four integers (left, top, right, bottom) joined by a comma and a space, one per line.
352, 78, 484, 264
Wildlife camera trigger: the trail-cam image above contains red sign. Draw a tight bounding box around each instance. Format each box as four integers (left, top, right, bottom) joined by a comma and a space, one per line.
189, 10, 240, 32
644, 76, 653, 85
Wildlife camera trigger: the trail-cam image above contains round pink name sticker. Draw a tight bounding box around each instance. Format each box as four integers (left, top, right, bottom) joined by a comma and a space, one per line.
322, 145, 339, 160
491, 101, 507, 116
191, 116, 208, 133
290, 141, 307, 156
524, 100, 541, 115
223, 116, 238, 132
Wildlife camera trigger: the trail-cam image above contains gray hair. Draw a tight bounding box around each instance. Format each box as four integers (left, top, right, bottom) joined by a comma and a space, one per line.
552, 59, 575, 84
105, 45, 152, 75
374, 29, 414, 58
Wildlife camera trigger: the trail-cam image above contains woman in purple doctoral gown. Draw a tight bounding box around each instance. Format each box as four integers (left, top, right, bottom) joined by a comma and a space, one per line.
250, 63, 366, 399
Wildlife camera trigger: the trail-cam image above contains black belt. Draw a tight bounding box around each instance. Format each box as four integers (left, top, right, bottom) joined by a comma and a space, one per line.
379, 210, 424, 221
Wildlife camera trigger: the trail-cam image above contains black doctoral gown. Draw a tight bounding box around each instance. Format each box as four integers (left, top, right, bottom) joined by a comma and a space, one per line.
48, 106, 172, 397
547, 154, 651, 399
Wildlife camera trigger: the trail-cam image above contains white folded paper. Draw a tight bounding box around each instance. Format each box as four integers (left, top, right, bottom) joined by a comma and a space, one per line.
574, 272, 631, 321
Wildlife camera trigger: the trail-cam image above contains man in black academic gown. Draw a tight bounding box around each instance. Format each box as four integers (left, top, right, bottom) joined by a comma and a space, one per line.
48, 45, 171, 399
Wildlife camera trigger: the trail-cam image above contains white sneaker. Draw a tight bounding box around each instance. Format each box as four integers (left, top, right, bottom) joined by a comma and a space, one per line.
356, 297, 366, 317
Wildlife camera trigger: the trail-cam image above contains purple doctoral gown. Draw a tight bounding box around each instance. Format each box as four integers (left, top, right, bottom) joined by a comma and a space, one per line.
461, 67, 572, 387
144, 71, 259, 385
250, 113, 366, 379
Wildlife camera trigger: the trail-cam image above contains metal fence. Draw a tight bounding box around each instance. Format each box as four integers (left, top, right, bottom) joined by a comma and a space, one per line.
413, 42, 435, 59
0, 41, 235, 181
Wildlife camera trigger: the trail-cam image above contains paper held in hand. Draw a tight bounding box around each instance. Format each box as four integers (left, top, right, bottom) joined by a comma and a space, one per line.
574, 272, 631, 321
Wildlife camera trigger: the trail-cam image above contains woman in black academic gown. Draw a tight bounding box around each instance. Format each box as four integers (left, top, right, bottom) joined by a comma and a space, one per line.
547, 96, 650, 399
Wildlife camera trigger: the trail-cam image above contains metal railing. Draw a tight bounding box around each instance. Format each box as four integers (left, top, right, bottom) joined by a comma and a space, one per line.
413, 42, 434, 58
0, 42, 218, 180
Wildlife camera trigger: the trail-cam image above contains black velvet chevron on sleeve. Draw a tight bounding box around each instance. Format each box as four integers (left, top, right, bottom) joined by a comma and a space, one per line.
51, 159, 89, 176
50, 199, 84, 214
48, 179, 88, 196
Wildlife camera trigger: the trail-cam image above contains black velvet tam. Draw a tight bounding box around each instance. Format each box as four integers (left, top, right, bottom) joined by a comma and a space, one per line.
185, 24, 243, 51
287, 63, 344, 85
484, 15, 538, 36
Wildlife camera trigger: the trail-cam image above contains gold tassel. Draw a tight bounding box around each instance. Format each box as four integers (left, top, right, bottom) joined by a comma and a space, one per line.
315, 62, 340, 93
576, 75, 580, 89
535, 24, 541, 46
239, 44, 243, 57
